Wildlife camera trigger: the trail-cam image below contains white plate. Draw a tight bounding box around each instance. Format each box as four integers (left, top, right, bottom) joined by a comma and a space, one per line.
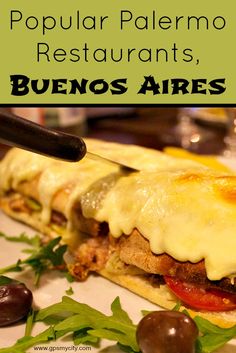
0, 157, 236, 352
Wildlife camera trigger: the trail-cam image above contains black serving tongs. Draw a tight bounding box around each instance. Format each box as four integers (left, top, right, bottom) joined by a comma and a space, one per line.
0, 109, 138, 173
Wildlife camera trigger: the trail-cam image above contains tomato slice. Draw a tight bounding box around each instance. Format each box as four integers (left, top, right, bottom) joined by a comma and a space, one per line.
164, 276, 236, 311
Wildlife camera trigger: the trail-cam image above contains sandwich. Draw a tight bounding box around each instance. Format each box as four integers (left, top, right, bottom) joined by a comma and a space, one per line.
1, 138, 236, 328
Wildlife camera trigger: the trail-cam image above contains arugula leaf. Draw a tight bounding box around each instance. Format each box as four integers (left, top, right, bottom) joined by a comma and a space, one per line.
193, 316, 236, 353
141, 309, 151, 316
73, 328, 100, 346
141, 302, 181, 316
194, 316, 236, 336
24, 237, 66, 267
118, 343, 138, 353
198, 333, 234, 353
65, 286, 74, 295
195, 339, 203, 353
0, 327, 55, 353
38, 296, 139, 352
88, 328, 137, 351
172, 301, 182, 311
169, 308, 236, 353
24, 310, 35, 338
65, 271, 75, 283
36, 296, 104, 322
111, 297, 133, 325
55, 314, 97, 335
0, 236, 67, 285
0, 275, 15, 286
0, 231, 83, 286
95, 297, 137, 351
0, 260, 22, 275
0, 232, 40, 248
1, 292, 236, 353
141, 302, 182, 317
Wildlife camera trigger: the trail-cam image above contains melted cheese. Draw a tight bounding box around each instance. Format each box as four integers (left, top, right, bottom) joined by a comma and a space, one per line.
38, 158, 116, 224
86, 139, 200, 171
85, 170, 236, 280
1, 139, 236, 280
0, 148, 52, 191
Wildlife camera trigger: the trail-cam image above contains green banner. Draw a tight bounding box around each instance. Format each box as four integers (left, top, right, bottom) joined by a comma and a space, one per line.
0, 0, 235, 104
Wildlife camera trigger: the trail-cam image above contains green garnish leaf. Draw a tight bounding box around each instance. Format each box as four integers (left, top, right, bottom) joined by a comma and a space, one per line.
0, 236, 67, 285
172, 301, 182, 311
194, 316, 236, 335
194, 316, 236, 353
36, 296, 139, 352
0, 232, 40, 248
65, 271, 75, 283
24, 310, 35, 338
141, 310, 151, 317
174, 306, 236, 353
117, 343, 137, 353
2, 295, 236, 353
36, 296, 104, 321
65, 286, 74, 295
54, 313, 96, 333
0, 275, 15, 286
1, 229, 236, 353
0, 259, 23, 275
73, 328, 100, 345
198, 333, 233, 353
88, 328, 137, 350
0, 327, 55, 353
195, 339, 203, 353
111, 297, 133, 325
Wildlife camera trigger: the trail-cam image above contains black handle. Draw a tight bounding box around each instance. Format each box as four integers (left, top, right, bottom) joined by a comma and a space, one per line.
0, 109, 87, 162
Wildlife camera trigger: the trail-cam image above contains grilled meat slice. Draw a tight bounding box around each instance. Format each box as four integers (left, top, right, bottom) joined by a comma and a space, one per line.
118, 230, 236, 293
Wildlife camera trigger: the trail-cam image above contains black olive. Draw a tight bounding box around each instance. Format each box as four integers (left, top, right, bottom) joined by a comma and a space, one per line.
136, 311, 199, 353
0, 282, 33, 327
